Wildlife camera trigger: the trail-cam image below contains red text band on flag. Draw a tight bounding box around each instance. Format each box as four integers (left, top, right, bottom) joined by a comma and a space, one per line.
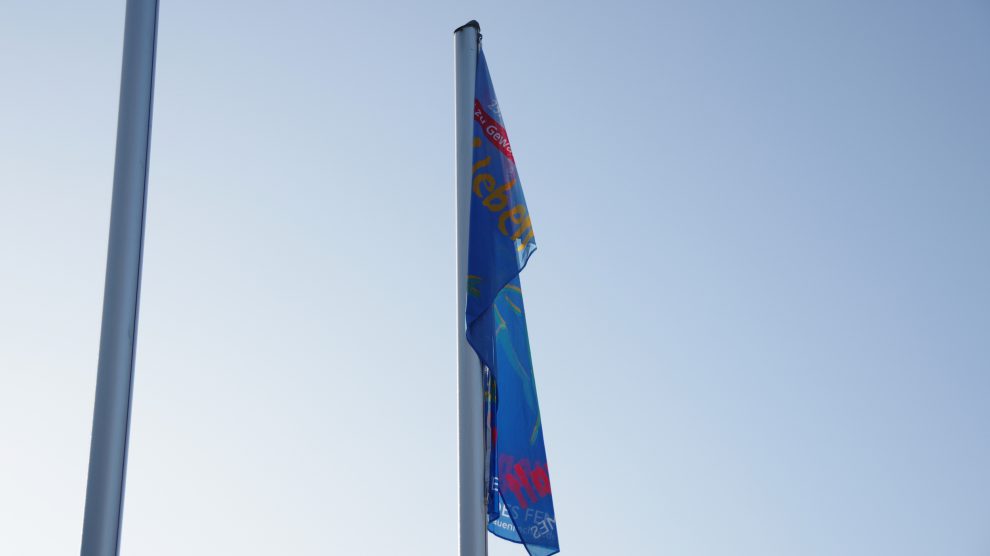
474, 100, 515, 162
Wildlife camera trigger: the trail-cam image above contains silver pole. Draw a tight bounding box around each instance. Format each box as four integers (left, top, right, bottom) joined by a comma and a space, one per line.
80, 1, 158, 554
454, 20, 487, 556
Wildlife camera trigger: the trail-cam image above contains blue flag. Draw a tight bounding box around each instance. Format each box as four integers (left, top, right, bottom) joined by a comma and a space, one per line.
466, 47, 559, 556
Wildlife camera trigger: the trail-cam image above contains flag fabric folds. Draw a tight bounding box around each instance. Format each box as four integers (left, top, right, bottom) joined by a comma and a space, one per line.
465, 47, 559, 556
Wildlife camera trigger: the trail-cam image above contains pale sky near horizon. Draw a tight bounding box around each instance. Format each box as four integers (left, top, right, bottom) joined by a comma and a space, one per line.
2, 1, 989, 555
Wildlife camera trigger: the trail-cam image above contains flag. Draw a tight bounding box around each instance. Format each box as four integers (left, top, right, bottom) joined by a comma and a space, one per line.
465, 47, 559, 556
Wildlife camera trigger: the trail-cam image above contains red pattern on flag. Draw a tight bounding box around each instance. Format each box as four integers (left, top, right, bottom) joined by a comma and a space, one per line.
474, 100, 515, 162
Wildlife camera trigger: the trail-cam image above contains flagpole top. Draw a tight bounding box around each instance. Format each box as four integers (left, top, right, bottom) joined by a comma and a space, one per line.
454, 20, 480, 34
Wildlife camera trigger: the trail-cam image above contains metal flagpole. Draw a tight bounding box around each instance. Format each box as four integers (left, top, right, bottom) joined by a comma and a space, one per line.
454, 20, 487, 556
80, 0, 159, 554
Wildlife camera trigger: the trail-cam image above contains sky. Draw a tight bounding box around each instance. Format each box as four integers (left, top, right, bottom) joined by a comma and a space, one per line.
1, 1, 989, 554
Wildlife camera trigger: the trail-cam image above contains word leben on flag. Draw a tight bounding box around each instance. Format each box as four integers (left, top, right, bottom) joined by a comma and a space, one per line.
465, 46, 560, 556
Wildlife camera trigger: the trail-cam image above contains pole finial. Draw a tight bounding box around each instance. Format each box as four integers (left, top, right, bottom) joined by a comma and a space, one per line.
454, 20, 480, 34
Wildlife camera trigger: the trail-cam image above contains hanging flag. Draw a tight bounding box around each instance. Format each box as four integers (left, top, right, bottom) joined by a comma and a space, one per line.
465, 47, 559, 556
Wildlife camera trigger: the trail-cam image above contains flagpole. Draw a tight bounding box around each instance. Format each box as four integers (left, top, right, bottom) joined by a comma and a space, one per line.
454, 20, 487, 556
80, 1, 159, 554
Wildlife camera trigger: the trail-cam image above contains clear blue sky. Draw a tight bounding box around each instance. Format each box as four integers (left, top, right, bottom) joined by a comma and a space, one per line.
1, 1, 988, 554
